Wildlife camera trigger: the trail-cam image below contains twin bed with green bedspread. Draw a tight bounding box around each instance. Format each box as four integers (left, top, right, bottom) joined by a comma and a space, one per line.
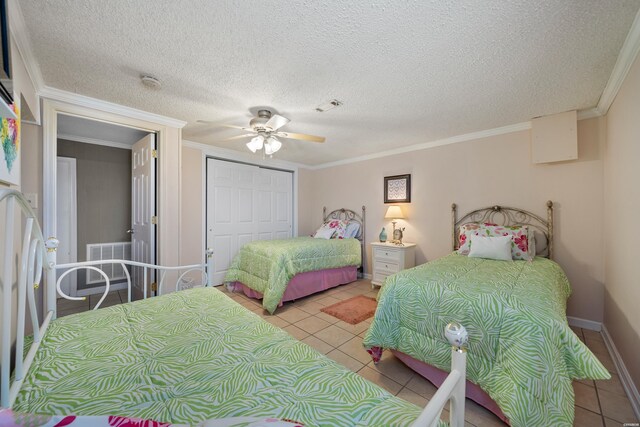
13, 287, 422, 426
224, 237, 361, 313
363, 253, 610, 427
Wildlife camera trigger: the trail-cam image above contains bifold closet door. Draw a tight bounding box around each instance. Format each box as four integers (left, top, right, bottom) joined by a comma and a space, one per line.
255, 167, 293, 241
206, 159, 293, 285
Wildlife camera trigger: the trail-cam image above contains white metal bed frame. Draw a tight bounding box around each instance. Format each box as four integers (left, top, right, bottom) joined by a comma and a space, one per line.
1, 189, 467, 427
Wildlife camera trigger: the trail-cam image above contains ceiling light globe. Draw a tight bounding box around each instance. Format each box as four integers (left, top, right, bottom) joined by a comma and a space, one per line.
247, 135, 264, 153
266, 136, 282, 154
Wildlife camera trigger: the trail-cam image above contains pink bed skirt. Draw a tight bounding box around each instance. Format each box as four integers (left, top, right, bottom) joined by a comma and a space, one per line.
392, 350, 510, 425
229, 266, 358, 306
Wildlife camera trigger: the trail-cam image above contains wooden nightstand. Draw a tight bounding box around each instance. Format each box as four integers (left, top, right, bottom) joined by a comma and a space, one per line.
370, 242, 416, 287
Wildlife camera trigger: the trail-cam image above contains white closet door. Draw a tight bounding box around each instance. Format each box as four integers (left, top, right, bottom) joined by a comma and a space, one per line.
206, 159, 258, 285
206, 159, 293, 285
254, 168, 293, 240
271, 169, 293, 240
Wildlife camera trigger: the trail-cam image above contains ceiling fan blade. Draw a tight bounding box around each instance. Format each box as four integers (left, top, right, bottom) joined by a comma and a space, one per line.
197, 120, 255, 132
220, 124, 256, 132
274, 131, 325, 143
265, 114, 290, 131
221, 133, 256, 141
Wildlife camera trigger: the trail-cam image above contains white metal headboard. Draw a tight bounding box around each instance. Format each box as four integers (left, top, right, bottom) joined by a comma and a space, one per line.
323, 206, 366, 276
0, 189, 214, 409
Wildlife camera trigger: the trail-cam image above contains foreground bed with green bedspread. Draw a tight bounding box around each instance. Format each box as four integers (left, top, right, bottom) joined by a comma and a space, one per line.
14, 287, 421, 426
224, 237, 361, 313
363, 253, 610, 427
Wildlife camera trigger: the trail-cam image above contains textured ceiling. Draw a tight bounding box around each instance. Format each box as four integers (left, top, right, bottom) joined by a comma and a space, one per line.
58, 114, 149, 146
20, 1, 640, 165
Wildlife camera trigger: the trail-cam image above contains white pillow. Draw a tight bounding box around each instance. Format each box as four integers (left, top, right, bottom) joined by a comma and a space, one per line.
344, 222, 361, 239
468, 235, 512, 261
314, 227, 335, 239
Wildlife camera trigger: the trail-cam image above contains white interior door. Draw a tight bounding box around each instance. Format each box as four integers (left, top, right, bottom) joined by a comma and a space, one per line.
255, 168, 293, 240
56, 157, 77, 298
131, 133, 156, 299
206, 159, 293, 285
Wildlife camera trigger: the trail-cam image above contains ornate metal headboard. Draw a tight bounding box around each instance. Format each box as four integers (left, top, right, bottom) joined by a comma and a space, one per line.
452, 201, 554, 259
323, 206, 366, 276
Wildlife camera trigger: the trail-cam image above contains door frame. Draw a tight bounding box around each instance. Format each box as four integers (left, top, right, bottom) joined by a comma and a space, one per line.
55, 156, 77, 297
42, 98, 185, 314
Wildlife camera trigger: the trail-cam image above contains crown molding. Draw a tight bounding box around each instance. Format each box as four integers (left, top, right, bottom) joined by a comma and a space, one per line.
39, 86, 187, 129
576, 108, 602, 121
182, 139, 304, 171
597, 8, 640, 115
57, 133, 134, 150
7, 0, 44, 93
306, 121, 532, 170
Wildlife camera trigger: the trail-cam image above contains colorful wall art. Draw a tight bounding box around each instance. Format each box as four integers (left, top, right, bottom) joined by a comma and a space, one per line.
0, 102, 20, 186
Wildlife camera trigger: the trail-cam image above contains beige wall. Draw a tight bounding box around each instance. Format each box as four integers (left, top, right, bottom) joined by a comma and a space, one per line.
10, 38, 38, 122
300, 117, 606, 322
20, 123, 43, 223
297, 167, 316, 236
180, 146, 204, 265
604, 52, 640, 388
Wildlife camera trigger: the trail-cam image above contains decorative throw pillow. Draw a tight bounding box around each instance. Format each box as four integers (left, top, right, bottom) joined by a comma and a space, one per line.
458, 223, 531, 260
468, 235, 513, 261
313, 226, 335, 239
344, 221, 361, 239
325, 219, 348, 239
313, 220, 348, 239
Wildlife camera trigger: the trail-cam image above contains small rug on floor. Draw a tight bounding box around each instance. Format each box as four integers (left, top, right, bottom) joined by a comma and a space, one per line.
321, 295, 377, 324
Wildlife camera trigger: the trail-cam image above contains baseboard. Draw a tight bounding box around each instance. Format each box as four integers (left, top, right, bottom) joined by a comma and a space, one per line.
363, 273, 372, 280
75, 281, 127, 297
567, 316, 602, 331
601, 324, 640, 420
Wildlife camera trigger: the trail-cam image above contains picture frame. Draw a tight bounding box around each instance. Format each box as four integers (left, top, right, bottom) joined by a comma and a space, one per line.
384, 174, 411, 203
0, 101, 19, 186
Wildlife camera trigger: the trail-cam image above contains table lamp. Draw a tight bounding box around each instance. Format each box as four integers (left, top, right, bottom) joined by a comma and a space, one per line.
385, 205, 406, 245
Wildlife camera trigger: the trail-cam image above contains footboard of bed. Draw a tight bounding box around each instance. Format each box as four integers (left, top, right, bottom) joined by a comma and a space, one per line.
411, 323, 469, 427
0, 189, 215, 409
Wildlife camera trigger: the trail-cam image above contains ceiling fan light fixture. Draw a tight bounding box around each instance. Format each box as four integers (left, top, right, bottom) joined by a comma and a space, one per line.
246, 135, 264, 153
264, 136, 282, 156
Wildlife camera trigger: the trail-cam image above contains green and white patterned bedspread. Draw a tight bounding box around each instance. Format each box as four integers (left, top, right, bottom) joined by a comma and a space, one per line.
14, 287, 420, 426
224, 237, 361, 313
363, 254, 610, 427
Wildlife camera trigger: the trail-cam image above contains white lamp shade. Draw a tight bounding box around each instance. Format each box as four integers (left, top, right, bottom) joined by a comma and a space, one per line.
246, 135, 264, 153
264, 136, 282, 155
385, 205, 405, 219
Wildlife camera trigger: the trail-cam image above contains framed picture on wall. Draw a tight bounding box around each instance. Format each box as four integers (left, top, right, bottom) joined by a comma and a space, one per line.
384, 174, 411, 203
0, 101, 19, 186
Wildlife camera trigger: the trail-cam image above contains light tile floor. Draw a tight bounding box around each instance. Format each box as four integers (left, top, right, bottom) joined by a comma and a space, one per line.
57, 289, 130, 317
58, 280, 638, 426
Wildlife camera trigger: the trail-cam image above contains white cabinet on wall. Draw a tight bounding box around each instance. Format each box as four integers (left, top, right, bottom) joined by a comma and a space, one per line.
206, 158, 293, 284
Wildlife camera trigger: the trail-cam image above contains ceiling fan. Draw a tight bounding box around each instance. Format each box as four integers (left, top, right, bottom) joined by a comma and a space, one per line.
198, 109, 325, 156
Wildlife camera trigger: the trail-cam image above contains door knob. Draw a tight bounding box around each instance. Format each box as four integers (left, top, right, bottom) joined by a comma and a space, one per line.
126, 229, 135, 234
